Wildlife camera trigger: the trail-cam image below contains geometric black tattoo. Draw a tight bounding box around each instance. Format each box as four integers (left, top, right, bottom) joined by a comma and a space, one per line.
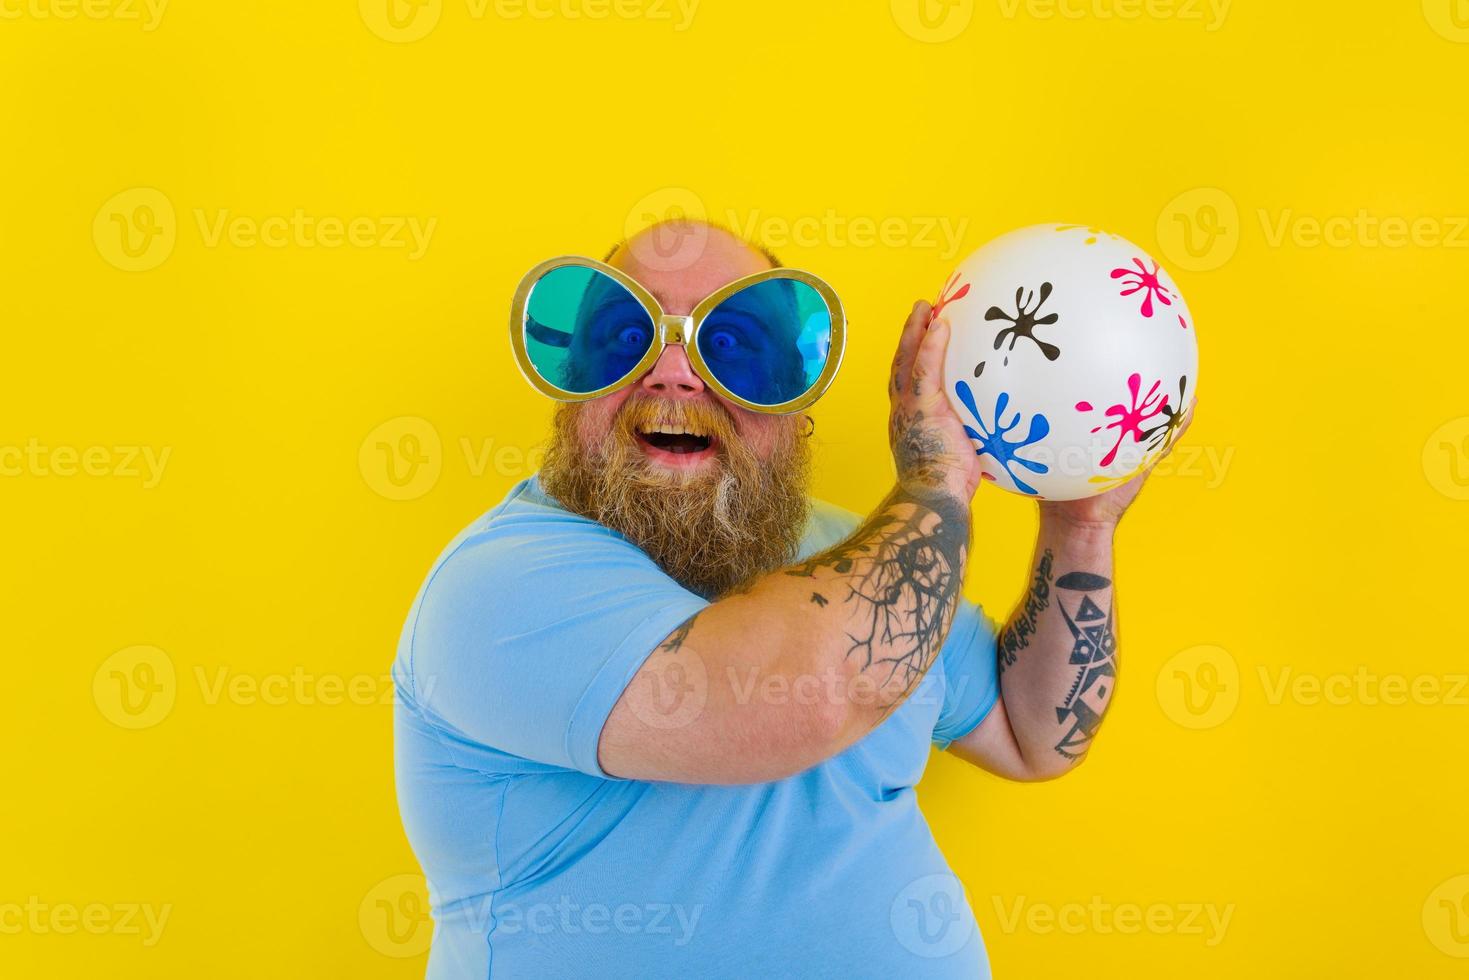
1052, 571, 1116, 760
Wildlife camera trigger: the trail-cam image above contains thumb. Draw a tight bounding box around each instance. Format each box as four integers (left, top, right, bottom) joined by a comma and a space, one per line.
910, 316, 953, 413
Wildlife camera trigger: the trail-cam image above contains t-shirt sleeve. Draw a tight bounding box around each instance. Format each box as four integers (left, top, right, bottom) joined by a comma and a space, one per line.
403, 512, 709, 778
930, 597, 1001, 749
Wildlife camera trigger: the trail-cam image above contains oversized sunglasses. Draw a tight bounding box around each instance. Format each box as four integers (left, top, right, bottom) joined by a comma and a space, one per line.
509, 256, 846, 414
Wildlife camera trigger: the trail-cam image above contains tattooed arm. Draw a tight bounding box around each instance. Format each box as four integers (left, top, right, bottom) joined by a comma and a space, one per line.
947, 517, 1118, 780
949, 404, 1194, 780
599, 301, 984, 785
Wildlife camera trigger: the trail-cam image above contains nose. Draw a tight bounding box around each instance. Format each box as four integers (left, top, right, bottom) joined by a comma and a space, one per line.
640, 343, 705, 398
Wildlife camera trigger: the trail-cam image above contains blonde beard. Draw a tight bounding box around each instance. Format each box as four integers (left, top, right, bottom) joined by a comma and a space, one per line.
539, 396, 812, 599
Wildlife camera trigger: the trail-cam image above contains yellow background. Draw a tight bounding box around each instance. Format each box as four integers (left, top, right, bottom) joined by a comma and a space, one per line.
3, 0, 1467, 976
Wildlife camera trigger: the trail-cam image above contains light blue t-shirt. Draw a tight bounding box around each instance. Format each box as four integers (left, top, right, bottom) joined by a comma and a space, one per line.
392, 475, 1001, 978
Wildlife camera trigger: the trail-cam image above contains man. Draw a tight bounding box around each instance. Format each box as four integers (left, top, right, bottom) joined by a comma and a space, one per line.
392, 220, 1190, 977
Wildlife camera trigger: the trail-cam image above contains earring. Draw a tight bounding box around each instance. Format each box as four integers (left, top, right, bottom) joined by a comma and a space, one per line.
800, 415, 815, 438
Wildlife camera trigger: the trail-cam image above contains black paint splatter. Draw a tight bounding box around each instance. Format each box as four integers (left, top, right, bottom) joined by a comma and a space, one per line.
1144, 375, 1190, 454
986, 282, 1061, 365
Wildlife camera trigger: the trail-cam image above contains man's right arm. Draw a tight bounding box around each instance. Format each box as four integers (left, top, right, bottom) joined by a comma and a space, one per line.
599, 301, 983, 784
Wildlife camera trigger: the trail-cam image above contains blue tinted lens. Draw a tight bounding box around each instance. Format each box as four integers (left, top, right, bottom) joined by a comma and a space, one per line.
696, 278, 832, 406
523, 266, 656, 394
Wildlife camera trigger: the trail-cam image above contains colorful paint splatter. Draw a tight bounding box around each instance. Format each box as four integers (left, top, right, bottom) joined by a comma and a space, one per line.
954, 381, 1050, 496
1144, 375, 1190, 454
1110, 257, 1175, 318
1078, 372, 1171, 467
1055, 224, 1117, 246
1086, 458, 1149, 494
986, 282, 1061, 364
930, 272, 970, 323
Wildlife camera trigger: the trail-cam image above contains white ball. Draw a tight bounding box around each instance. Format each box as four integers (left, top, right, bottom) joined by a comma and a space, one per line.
938, 224, 1199, 501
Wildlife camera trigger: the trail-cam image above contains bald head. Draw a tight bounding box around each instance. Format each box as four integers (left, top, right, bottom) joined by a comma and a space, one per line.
606, 220, 778, 316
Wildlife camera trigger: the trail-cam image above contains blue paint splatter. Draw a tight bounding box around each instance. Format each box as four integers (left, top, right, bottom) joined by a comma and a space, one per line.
954, 381, 1051, 495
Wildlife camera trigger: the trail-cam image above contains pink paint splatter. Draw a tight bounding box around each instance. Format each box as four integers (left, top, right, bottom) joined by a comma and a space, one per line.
930, 272, 970, 324
1178, 314, 1189, 329
1083, 372, 1171, 467
1075, 400, 1093, 412
1110, 257, 1175, 319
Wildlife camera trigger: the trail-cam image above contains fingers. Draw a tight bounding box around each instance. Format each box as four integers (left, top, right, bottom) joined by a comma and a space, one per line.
908, 315, 951, 411
890, 300, 930, 400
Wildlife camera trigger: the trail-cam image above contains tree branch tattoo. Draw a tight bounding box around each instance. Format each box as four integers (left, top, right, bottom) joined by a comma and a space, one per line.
1052, 571, 1116, 760
785, 488, 969, 705
997, 549, 1053, 676
659, 616, 695, 655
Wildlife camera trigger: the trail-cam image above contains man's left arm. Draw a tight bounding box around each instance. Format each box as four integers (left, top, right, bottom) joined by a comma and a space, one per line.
948, 404, 1194, 781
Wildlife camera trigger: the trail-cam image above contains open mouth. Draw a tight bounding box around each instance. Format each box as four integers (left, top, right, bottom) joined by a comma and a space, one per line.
635, 421, 716, 458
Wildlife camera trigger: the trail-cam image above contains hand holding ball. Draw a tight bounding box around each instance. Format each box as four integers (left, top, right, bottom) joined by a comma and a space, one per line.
937, 224, 1199, 501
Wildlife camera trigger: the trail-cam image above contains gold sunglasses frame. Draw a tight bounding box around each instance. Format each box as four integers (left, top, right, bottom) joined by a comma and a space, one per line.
509, 255, 847, 415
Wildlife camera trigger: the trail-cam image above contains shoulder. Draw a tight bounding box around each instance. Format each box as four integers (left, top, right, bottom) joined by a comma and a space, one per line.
421, 476, 658, 603
798, 497, 864, 560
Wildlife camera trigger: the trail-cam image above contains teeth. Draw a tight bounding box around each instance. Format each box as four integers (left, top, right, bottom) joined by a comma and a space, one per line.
643, 422, 707, 438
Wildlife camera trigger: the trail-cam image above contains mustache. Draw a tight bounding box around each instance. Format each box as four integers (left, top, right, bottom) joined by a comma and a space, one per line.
613, 395, 739, 443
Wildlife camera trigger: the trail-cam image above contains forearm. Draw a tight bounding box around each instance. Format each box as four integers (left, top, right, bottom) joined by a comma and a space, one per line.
995, 513, 1117, 777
